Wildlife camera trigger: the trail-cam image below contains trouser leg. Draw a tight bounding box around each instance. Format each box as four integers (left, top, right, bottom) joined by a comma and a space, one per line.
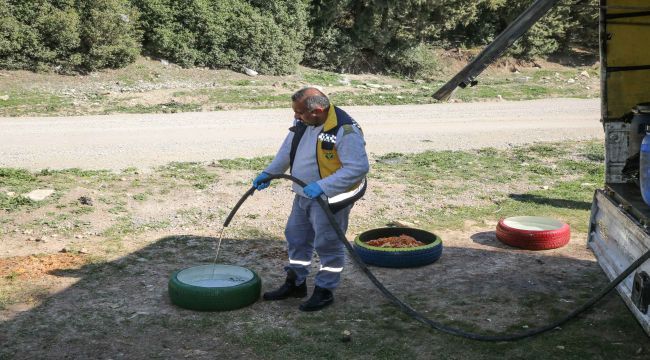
283, 196, 314, 286
310, 201, 352, 290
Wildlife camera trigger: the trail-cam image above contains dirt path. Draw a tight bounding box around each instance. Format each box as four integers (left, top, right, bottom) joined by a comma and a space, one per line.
0, 98, 602, 171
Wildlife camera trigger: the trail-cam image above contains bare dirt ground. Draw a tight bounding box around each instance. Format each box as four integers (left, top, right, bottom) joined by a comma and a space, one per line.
1, 148, 647, 359
0, 94, 646, 358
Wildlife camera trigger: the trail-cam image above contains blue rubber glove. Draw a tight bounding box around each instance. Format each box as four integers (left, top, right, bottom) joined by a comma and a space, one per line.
252, 172, 271, 190
303, 182, 324, 199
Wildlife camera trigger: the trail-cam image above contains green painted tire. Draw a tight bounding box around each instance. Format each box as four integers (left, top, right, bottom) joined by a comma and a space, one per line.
168, 264, 261, 311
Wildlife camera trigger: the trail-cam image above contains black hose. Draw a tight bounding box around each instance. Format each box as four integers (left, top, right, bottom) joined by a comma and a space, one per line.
224, 174, 650, 341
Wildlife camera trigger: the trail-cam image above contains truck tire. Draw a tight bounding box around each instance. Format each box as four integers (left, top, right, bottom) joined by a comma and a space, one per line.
496, 216, 570, 250
168, 264, 261, 311
353, 227, 443, 268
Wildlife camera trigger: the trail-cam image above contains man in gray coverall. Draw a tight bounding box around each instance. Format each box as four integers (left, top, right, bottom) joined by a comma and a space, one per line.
252, 87, 369, 311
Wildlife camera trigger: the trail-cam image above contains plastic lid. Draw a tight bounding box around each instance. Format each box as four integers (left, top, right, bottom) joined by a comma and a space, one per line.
177, 264, 254, 288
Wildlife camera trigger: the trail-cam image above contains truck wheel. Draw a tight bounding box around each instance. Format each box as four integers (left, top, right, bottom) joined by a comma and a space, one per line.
496, 216, 570, 250
168, 264, 261, 311
353, 227, 443, 268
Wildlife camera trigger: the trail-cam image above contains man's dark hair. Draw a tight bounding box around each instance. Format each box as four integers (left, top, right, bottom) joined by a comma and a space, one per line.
292, 87, 330, 111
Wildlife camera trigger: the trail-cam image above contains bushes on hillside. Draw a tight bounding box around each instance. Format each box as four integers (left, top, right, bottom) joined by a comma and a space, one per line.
444, 0, 582, 59
0, 0, 80, 71
304, 0, 598, 75
76, 0, 141, 70
132, 0, 308, 74
0, 0, 597, 74
303, 0, 491, 74
0, 0, 140, 72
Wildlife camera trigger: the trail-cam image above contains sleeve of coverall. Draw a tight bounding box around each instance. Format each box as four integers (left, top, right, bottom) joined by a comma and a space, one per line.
317, 126, 369, 197
263, 131, 293, 175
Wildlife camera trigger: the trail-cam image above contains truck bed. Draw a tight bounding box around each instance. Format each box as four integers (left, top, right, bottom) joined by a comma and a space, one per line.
588, 185, 650, 335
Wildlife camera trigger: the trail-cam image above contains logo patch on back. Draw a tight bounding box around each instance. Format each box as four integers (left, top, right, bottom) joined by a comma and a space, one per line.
342, 124, 355, 135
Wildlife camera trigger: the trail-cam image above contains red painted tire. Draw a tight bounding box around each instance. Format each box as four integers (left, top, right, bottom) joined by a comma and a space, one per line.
496, 216, 570, 250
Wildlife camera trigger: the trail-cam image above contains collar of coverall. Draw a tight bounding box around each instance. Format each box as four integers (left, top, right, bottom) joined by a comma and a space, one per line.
321, 104, 337, 132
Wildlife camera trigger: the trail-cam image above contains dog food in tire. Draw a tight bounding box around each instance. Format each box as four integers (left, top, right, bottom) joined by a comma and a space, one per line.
354, 227, 442, 268
169, 264, 261, 311
496, 216, 570, 250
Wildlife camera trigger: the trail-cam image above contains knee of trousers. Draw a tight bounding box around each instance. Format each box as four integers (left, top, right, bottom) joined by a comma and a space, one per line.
315, 235, 345, 255
316, 249, 345, 269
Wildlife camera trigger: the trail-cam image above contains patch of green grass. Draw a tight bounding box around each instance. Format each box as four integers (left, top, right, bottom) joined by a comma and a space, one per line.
70, 205, 94, 215
233, 226, 280, 240
38, 168, 120, 189
101, 216, 134, 240
132, 193, 148, 201
0, 168, 36, 187
215, 156, 273, 171
528, 143, 569, 157
0, 194, 35, 212
375, 147, 520, 184
0, 168, 45, 211
174, 208, 203, 226
331, 91, 435, 106
4, 167, 126, 212
453, 73, 595, 102
302, 70, 343, 85
0, 57, 600, 117
108, 205, 126, 214
98, 222, 136, 253
578, 141, 606, 162
142, 220, 171, 231
0, 290, 10, 310
176, 88, 288, 109
104, 101, 202, 114
374, 140, 604, 232
235, 307, 419, 360
4, 271, 21, 281
121, 167, 139, 175
0, 90, 71, 117
230, 79, 258, 86
155, 162, 218, 189
32, 216, 61, 229
44, 168, 114, 178
414, 173, 600, 233
0, 283, 50, 310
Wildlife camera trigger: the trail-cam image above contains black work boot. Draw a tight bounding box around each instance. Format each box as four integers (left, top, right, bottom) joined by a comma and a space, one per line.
299, 286, 334, 312
263, 270, 307, 301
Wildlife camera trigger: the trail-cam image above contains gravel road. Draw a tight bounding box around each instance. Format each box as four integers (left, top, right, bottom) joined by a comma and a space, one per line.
0, 98, 603, 171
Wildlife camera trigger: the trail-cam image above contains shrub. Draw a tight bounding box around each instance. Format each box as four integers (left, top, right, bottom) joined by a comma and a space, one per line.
303, 0, 485, 74
477, 0, 574, 59
0, 0, 140, 72
227, 0, 308, 75
133, 0, 308, 74
0, 0, 80, 70
76, 0, 141, 70
442, 0, 595, 58
304, 0, 597, 75
132, 0, 218, 67
386, 44, 441, 80
0, 0, 597, 74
